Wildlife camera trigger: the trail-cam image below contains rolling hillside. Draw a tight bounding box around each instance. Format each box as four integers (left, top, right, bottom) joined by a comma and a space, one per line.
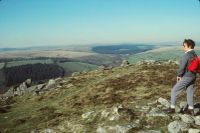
1, 62, 200, 132
128, 47, 200, 64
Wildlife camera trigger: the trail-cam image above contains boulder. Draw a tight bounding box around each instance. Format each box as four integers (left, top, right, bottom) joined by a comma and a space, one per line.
45, 79, 56, 90
66, 83, 74, 88
194, 116, 200, 125
101, 109, 110, 118
138, 130, 162, 133
188, 128, 200, 133
56, 120, 85, 133
96, 127, 106, 133
41, 129, 55, 133
72, 72, 81, 77
18, 82, 28, 95
3, 87, 15, 97
55, 77, 62, 82
172, 114, 181, 121
81, 111, 96, 119
194, 108, 200, 116
140, 106, 151, 112
31, 128, 55, 133
168, 120, 190, 133
178, 114, 194, 124
100, 105, 121, 121
109, 106, 121, 121
30, 129, 39, 133
97, 123, 138, 133
98, 65, 106, 70
4, 79, 32, 97
36, 84, 46, 90
120, 60, 130, 67
25, 78, 32, 87
147, 101, 158, 106
165, 60, 179, 65
146, 107, 168, 117
157, 97, 170, 108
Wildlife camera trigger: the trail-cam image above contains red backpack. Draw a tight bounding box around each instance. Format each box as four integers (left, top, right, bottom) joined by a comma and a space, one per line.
188, 56, 200, 73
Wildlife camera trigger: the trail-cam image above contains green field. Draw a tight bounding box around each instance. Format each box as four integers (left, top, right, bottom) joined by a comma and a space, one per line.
128, 48, 200, 64
1, 59, 99, 75
6, 59, 53, 68
57, 62, 98, 73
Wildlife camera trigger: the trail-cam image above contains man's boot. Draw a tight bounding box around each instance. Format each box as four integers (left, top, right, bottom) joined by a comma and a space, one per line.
184, 108, 195, 116
163, 107, 175, 114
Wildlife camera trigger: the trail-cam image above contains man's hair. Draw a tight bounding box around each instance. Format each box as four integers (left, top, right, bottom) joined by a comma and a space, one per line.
183, 39, 195, 49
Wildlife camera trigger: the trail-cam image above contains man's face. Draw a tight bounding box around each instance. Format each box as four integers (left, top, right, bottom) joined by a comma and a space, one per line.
183, 43, 190, 52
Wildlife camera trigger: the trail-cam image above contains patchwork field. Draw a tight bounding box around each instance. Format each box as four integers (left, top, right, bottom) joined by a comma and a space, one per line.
128, 47, 200, 64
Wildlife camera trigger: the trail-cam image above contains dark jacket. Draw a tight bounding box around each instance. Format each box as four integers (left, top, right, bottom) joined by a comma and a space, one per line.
177, 50, 197, 78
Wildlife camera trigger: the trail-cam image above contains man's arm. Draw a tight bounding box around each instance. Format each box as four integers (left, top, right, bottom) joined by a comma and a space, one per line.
177, 54, 188, 77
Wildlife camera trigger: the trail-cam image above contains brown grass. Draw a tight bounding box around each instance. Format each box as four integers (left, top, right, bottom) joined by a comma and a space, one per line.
1, 63, 200, 132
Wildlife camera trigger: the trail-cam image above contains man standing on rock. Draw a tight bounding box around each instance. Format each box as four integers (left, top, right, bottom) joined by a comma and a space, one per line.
163, 39, 197, 115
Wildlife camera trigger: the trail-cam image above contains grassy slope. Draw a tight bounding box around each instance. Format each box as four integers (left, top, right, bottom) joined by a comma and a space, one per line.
1, 64, 200, 132
128, 47, 200, 64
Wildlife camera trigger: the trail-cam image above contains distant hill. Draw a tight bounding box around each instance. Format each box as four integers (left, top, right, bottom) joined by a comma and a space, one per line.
128, 46, 200, 64
92, 44, 155, 54
0, 48, 22, 52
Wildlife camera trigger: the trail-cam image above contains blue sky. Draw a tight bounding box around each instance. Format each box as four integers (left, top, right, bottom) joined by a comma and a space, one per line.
0, 0, 200, 48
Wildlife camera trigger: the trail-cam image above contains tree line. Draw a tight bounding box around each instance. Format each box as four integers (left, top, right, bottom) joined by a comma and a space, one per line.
1, 63, 65, 87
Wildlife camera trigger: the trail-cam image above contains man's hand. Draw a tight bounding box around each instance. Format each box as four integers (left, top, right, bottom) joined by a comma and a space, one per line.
177, 76, 182, 82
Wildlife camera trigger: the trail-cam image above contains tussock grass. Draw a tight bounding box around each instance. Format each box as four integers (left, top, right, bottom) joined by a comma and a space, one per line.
1, 64, 200, 132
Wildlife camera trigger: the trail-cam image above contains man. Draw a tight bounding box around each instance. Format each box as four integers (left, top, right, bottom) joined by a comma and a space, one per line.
163, 39, 197, 115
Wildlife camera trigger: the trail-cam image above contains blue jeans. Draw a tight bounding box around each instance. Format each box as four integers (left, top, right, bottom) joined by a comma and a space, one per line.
171, 76, 196, 107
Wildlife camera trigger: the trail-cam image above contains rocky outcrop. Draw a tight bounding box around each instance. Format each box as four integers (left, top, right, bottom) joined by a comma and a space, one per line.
136, 60, 158, 65
96, 123, 138, 133
146, 107, 168, 117
2, 77, 68, 97
188, 128, 200, 133
34, 97, 200, 133
143, 97, 200, 133
157, 97, 170, 108
4, 78, 32, 97
136, 60, 178, 65
179, 114, 195, 124
72, 72, 81, 77
138, 130, 162, 133
165, 60, 179, 65
98, 65, 113, 70
168, 120, 190, 133
31, 128, 55, 133
81, 104, 139, 133
120, 60, 130, 67
45, 79, 56, 90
